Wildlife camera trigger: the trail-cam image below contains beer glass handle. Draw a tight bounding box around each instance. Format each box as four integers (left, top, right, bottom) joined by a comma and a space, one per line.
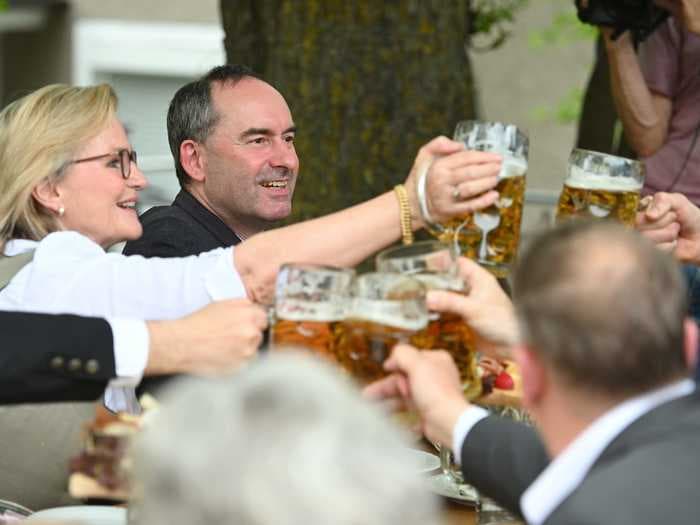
258, 306, 276, 354
265, 305, 276, 325
417, 158, 442, 231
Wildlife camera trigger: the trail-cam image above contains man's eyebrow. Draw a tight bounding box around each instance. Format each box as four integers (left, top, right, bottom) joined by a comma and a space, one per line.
239, 126, 298, 139
239, 128, 273, 139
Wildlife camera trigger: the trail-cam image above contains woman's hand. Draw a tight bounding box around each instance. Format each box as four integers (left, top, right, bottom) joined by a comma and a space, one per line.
403, 136, 502, 229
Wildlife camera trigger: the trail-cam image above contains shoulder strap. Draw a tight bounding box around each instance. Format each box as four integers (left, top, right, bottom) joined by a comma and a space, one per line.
0, 250, 35, 291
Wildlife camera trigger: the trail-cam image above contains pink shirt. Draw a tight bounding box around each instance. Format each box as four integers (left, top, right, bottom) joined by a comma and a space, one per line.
640, 17, 700, 205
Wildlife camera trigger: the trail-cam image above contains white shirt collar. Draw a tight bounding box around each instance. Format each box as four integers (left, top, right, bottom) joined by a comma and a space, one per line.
521, 378, 695, 525
3, 238, 38, 256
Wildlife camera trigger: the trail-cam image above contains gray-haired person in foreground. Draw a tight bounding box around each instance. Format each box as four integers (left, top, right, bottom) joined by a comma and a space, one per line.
131, 354, 441, 525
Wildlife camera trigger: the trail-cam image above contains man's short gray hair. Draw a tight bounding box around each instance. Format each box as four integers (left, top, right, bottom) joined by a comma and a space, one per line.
131, 354, 441, 525
167, 64, 258, 188
513, 220, 689, 397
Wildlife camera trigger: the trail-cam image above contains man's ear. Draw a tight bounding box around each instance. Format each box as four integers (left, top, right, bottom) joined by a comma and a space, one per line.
179, 140, 206, 183
683, 317, 698, 372
31, 178, 62, 214
513, 344, 547, 410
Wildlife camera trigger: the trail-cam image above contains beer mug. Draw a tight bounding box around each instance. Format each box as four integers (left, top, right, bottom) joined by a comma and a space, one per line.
426, 120, 528, 277
556, 148, 645, 226
271, 264, 355, 361
336, 273, 428, 383
375, 241, 482, 399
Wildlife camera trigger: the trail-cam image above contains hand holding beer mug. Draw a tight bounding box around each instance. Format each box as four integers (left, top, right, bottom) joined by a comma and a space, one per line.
376, 241, 481, 489
271, 264, 355, 360
421, 121, 528, 277
336, 273, 428, 384
375, 241, 481, 400
556, 149, 644, 226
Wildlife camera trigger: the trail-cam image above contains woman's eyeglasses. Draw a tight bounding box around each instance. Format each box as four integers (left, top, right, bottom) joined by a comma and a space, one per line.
68, 149, 138, 179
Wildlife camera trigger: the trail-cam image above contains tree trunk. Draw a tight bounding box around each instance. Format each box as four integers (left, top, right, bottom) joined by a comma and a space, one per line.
220, 0, 479, 221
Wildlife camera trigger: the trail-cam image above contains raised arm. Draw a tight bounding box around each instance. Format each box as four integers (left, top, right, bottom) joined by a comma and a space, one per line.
603, 29, 673, 157
234, 137, 503, 303
145, 299, 267, 376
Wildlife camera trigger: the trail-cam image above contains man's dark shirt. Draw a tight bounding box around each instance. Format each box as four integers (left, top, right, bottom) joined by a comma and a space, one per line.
123, 189, 242, 258
124, 189, 242, 395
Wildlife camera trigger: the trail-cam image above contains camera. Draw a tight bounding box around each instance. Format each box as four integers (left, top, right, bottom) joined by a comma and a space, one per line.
575, 0, 670, 43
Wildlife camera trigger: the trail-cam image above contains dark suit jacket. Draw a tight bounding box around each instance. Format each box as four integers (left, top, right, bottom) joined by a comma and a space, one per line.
0, 312, 117, 508
1, 311, 116, 404
461, 390, 700, 524
124, 189, 242, 395
123, 189, 242, 258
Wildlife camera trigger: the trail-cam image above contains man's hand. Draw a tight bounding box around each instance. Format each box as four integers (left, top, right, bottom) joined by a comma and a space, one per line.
363, 344, 469, 448
637, 192, 700, 264
146, 299, 268, 376
427, 257, 518, 358
404, 136, 501, 228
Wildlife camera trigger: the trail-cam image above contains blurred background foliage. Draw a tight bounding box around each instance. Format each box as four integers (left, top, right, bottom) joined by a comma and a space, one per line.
529, 4, 597, 126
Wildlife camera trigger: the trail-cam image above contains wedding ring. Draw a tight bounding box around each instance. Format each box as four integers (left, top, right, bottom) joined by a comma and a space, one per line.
452, 186, 461, 201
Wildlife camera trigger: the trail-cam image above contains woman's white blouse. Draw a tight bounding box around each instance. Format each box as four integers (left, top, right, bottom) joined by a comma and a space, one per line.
0, 231, 247, 411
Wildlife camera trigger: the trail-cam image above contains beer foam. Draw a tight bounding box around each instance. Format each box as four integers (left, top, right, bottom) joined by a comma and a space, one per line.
276, 299, 346, 322
566, 166, 643, 191
348, 299, 428, 331
499, 156, 527, 180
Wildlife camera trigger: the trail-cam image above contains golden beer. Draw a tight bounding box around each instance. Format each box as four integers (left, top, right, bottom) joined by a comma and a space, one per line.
556, 149, 644, 226
272, 264, 354, 360
334, 318, 419, 384
429, 158, 526, 276
375, 243, 482, 397
334, 273, 427, 384
556, 180, 641, 226
410, 312, 481, 399
410, 274, 481, 399
271, 311, 343, 362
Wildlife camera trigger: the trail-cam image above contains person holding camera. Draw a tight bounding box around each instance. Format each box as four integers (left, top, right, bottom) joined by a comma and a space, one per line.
601, 0, 700, 205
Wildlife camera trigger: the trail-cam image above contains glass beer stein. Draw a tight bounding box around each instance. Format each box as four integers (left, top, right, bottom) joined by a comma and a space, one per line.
335, 273, 428, 383
375, 240, 481, 399
426, 120, 529, 277
556, 148, 645, 226
271, 264, 355, 361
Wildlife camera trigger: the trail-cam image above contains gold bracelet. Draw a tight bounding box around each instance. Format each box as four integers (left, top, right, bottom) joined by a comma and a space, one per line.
394, 184, 413, 245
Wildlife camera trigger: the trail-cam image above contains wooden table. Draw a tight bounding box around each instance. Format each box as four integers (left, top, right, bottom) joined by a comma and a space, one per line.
442, 499, 477, 524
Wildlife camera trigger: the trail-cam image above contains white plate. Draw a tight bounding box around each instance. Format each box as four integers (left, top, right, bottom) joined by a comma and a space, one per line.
403, 448, 440, 475
25, 505, 126, 525
425, 473, 479, 507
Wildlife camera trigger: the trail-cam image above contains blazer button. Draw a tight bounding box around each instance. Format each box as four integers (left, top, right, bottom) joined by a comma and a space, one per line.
50, 356, 64, 369
68, 358, 82, 372
85, 359, 100, 375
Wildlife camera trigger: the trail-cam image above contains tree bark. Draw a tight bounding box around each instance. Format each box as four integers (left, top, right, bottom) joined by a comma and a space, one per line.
220, 0, 478, 221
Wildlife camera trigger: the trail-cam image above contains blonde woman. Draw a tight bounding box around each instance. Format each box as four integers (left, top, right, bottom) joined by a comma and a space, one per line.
0, 83, 502, 412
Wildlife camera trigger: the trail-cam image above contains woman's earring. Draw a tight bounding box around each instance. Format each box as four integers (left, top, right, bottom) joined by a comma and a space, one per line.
58, 206, 65, 217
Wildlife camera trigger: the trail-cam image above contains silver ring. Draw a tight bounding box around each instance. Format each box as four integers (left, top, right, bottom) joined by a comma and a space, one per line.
452, 186, 461, 201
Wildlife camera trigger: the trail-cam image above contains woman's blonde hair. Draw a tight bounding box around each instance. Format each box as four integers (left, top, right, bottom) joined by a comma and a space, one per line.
0, 83, 117, 251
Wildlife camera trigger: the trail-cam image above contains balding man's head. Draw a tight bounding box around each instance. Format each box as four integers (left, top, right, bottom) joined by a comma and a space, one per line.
513, 220, 689, 397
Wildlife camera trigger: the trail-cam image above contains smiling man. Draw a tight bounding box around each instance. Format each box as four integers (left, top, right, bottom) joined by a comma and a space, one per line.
124, 64, 299, 258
